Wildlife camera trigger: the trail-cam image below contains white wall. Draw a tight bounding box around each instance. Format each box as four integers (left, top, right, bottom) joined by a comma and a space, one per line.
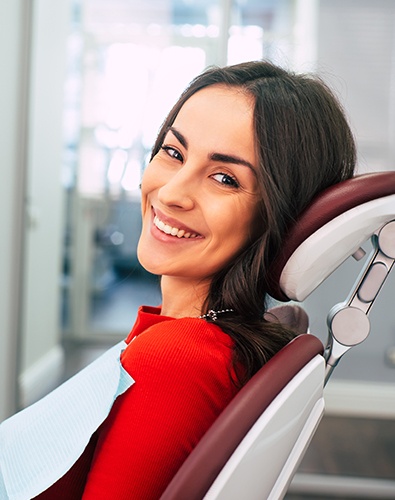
0, 0, 31, 421
19, 0, 70, 408
317, 0, 395, 172
0, 0, 70, 419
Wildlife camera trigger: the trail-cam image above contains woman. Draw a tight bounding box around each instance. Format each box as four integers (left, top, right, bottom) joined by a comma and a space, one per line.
0, 60, 356, 499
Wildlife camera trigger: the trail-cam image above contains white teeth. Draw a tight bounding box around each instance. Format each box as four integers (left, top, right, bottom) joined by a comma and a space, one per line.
154, 215, 197, 239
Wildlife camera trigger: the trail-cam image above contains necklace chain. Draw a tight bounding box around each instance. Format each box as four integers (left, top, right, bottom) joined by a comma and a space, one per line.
198, 308, 234, 321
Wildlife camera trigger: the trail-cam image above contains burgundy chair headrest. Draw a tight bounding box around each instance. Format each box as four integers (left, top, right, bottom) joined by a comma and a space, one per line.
267, 172, 395, 301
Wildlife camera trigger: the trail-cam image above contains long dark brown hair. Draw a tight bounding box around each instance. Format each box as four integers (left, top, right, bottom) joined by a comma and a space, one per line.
150, 60, 356, 385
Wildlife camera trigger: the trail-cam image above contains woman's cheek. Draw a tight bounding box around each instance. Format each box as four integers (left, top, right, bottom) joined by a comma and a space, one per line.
140, 163, 157, 202
142, 156, 166, 187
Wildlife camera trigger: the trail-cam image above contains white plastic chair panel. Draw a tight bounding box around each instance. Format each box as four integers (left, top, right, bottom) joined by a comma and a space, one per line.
204, 354, 326, 500
280, 194, 395, 301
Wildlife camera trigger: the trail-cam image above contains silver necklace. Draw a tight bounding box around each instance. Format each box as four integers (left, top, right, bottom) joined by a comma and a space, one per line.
198, 309, 234, 321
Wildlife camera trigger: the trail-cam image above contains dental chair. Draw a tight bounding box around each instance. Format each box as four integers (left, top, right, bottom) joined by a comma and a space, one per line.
161, 171, 395, 500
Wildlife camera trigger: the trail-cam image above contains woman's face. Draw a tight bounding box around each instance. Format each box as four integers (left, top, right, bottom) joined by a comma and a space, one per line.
138, 84, 261, 284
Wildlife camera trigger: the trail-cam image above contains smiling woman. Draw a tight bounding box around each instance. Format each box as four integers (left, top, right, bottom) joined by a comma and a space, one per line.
0, 60, 356, 500
138, 85, 260, 317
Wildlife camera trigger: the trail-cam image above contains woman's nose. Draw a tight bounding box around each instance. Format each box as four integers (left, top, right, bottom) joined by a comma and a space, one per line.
157, 166, 196, 210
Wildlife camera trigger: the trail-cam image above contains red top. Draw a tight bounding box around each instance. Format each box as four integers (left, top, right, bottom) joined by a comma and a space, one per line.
35, 306, 238, 499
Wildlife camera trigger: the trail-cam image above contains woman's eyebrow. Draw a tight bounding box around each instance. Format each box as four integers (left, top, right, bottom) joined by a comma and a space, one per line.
168, 127, 188, 149
210, 152, 256, 173
168, 126, 256, 173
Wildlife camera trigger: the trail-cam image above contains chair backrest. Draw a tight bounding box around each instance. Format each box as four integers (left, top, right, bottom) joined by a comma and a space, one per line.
161, 333, 324, 500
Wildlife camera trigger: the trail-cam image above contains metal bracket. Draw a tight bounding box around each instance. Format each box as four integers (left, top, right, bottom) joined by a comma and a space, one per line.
324, 220, 395, 383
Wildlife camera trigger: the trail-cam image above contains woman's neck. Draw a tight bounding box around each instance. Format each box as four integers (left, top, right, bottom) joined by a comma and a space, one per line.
160, 275, 210, 318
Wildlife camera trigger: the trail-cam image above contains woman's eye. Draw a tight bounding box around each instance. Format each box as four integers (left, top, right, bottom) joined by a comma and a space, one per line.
161, 145, 183, 162
212, 173, 240, 188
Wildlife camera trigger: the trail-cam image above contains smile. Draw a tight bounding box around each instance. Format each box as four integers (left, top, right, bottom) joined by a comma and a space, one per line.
153, 215, 201, 239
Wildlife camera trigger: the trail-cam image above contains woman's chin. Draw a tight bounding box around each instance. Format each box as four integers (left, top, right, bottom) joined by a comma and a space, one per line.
136, 248, 160, 277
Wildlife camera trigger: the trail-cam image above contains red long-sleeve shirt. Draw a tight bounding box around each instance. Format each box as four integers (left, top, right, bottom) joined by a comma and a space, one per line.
36, 306, 238, 499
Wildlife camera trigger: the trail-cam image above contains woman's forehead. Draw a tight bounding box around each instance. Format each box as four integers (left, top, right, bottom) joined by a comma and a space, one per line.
172, 85, 255, 147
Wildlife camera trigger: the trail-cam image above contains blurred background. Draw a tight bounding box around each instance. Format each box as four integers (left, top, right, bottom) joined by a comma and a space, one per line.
1, 0, 395, 497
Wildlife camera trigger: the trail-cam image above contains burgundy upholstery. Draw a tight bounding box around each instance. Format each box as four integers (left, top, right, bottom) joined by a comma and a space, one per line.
160, 333, 324, 500
268, 172, 395, 301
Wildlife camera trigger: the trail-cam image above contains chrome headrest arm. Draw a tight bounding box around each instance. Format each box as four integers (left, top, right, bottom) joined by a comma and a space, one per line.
324, 220, 395, 384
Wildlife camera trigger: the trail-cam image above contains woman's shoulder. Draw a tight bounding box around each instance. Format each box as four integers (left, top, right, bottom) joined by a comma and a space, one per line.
135, 316, 232, 348
121, 316, 234, 374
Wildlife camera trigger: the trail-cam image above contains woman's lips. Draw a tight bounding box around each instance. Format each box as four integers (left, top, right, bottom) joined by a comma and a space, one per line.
152, 208, 203, 239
